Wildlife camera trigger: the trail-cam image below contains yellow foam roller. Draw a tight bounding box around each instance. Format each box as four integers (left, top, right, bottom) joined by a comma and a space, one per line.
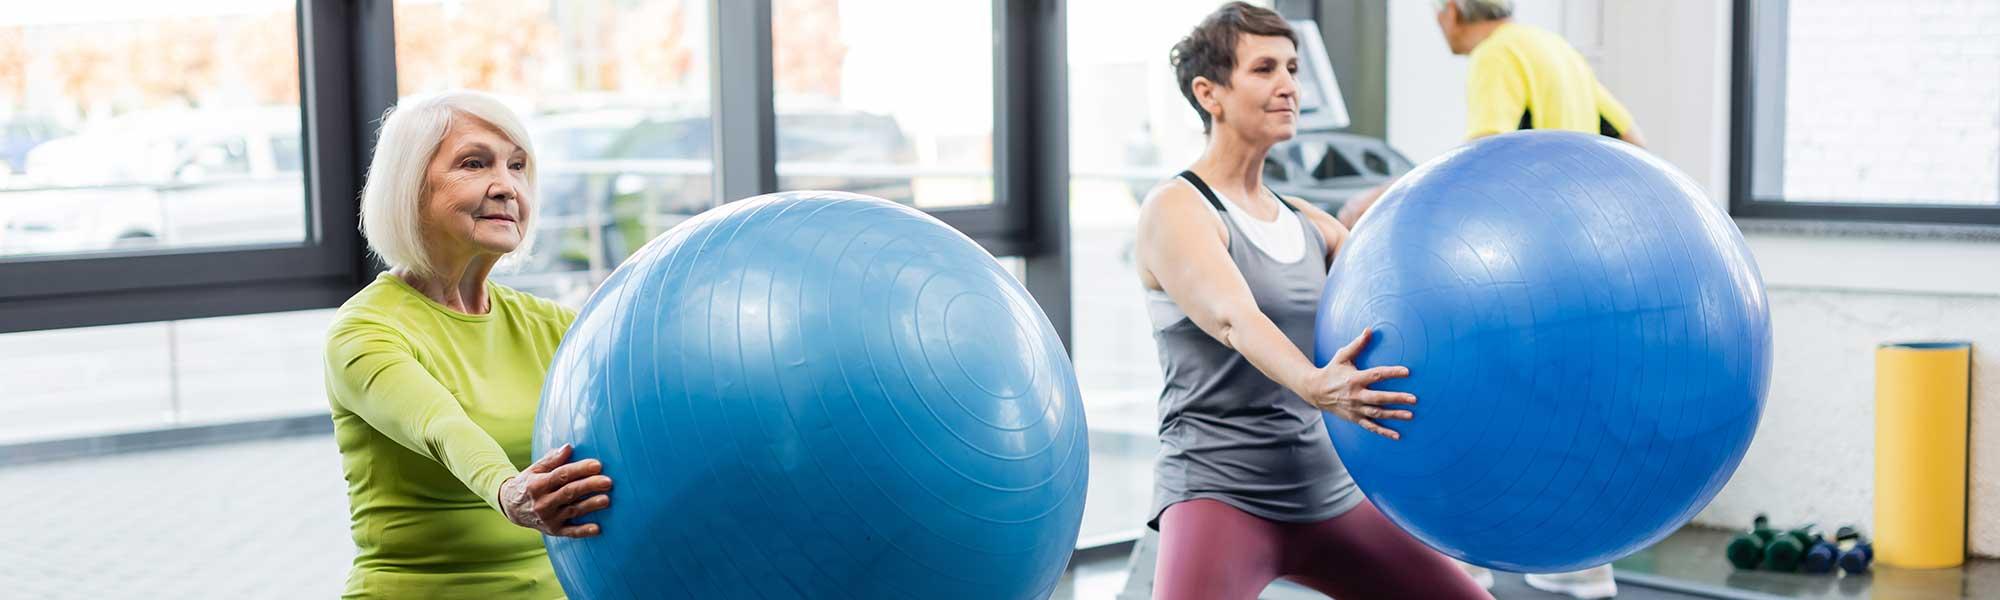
1874, 341, 1971, 569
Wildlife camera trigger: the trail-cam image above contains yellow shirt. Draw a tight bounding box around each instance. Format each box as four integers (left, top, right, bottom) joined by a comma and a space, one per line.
324, 272, 577, 599
1464, 22, 1638, 140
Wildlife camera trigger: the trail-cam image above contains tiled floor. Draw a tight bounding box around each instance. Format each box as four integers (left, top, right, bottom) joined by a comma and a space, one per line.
9, 431, 1993, 599
0, 429, 1160, 598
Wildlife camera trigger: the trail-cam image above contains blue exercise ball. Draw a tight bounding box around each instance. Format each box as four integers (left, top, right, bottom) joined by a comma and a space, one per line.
536, 191, 1089, 599
1314, 131, 1770, 573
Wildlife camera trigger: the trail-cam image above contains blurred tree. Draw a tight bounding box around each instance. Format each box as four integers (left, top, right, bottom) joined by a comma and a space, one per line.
613, 1, 699, 94
232, 11, 301, 106
395, 0, 555, 97
54, 37, 117, 117
0, 28, 25, 110
773, 0, 845, 99
127, 19, 221, 108
394, 3, 447, 97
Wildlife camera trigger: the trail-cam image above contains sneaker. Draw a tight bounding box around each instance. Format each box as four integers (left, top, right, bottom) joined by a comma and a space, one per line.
1456, 561, 1494, 590
1523, 565, 1617, 599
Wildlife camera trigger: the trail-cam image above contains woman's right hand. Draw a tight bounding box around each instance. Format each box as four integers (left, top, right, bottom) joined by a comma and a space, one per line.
1299, 328, 1417, 440
499, 444, 613, 537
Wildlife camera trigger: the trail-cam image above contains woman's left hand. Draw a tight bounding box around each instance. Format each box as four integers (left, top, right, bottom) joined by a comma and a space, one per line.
499, 444, 613, 537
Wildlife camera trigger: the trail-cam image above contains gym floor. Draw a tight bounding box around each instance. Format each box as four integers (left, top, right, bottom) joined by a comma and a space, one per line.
9, 431, 1992, 599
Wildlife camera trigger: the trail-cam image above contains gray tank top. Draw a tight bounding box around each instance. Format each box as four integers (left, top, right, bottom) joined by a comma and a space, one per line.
1146, 171, 1362, 529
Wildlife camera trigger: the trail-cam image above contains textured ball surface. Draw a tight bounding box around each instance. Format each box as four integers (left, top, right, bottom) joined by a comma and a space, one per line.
1315, 131, 1771, 572
537, 191, 1088, 599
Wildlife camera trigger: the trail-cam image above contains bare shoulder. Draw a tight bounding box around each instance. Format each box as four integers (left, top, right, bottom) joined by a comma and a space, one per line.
1139, 178, 1203, 218
1138, 178, 1224, 234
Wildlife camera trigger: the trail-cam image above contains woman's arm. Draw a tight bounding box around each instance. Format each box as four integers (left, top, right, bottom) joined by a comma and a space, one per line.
1280, 195, 1349, 263
1138, 186, 1415, 438
327, 321, 608, 536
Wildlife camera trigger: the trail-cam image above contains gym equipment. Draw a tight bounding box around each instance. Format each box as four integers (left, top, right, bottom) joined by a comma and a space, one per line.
535, 191, 1089, 599
1874, 341, 1971, 569
1315, 131, 1771, 573
1727, 514, 1778, 571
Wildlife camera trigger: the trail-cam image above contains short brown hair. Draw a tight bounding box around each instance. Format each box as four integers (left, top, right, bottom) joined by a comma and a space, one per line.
1169, 2, 1297, 134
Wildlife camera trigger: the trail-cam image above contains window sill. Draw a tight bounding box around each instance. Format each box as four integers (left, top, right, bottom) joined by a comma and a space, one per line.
1735, 218, 2000, 243
1735, 219, 2000, 297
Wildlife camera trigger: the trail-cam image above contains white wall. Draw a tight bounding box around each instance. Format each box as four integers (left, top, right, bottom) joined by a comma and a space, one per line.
1385, 0, 2000, 557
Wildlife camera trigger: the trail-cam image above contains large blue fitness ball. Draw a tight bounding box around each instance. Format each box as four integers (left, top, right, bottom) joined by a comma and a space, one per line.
1315, 131, 1770, 572
536, 192, 1089, 599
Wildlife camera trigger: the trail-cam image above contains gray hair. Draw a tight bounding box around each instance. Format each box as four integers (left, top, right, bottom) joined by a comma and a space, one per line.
1435, 0, 1513, 23
359, 90, 538, 279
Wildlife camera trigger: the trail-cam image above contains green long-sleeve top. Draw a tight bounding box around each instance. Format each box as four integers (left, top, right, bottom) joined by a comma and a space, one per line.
324, 272, 577, 599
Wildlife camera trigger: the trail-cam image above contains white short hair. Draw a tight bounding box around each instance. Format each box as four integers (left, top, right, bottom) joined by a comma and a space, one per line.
359, 90, 538, 279
1435, 0, 1513, 22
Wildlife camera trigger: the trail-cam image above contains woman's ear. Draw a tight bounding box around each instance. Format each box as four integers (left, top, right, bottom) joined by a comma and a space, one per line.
1192, 75, 1221, 123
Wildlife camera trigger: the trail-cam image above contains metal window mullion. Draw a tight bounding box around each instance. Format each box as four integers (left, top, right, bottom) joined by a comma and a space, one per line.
710, 0, 778, 204
996, 0, 1071, 353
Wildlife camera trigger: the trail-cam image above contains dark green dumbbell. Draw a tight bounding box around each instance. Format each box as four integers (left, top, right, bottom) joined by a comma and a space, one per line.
1727, 514, 1777, 569
1762, 524, 1817, 572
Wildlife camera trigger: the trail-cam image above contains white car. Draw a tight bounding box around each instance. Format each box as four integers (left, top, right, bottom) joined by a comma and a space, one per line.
2, 107, 306, 257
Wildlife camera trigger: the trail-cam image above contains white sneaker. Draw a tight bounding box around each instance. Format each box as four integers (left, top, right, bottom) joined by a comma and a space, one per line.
1456, 561, 1494, 590
1523, 565, 1617, 599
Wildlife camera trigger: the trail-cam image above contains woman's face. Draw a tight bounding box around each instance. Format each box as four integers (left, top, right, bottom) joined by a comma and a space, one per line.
420, 115, 531, 261
1206, 34, 1301, 144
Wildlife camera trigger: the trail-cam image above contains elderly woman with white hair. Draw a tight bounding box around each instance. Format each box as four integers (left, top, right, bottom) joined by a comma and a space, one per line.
324, 90, 609, 599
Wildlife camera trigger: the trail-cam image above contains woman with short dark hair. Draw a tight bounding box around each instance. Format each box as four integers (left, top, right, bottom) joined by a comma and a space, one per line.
1132, 4, 1491, 598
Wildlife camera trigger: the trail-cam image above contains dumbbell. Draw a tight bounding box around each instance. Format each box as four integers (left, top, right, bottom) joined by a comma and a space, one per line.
1803, 526, 1873, 574
1727, 514, 1778, 570
1761, 525, 1819, 572
1800, 528, 1840, 576
1836, 527, 1873, 574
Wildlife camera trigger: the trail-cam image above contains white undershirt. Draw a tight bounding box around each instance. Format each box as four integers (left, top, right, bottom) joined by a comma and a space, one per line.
1183, 179, 1307, 264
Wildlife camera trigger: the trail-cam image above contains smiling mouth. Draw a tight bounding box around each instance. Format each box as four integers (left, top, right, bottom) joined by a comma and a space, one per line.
476, 215, 517, 223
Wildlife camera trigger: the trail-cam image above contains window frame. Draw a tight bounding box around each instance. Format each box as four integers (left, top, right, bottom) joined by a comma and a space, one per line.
708, 0, 1070, 347
1728, 0, 2000, 226
0, 0, 397, 334
0, 0, 1071, 344
0, 0, 1071, 455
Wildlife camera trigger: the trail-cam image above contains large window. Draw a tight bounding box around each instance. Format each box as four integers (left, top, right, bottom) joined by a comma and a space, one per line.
771, 0, 994, 210
1732, 0, 2000, 224
0, 3, 307, 260
0, 1, 1066, 461
0, 1, 376, 334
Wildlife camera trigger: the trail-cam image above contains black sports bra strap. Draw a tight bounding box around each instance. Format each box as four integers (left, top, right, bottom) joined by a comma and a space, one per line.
1267, 186, 1299, 213
1179, 170, 1297, 215
1178, 170, 1228, 213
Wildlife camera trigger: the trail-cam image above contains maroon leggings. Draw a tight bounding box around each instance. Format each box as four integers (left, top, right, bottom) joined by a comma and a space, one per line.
1155, 499, 1493, 600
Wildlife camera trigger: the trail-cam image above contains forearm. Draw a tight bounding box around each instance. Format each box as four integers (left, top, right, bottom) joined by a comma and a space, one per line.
1213, 310, 1318, 394
421, 415, 522, 511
